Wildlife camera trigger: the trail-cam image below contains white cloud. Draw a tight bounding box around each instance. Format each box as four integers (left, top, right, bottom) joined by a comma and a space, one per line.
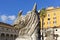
8, 15, 16, 21
0, 15, 16, 23
1, 15, 7, 22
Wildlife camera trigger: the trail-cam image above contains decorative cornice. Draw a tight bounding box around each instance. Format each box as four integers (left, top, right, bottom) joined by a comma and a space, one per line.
46, 7, 60, 11
0, 22, 15, 29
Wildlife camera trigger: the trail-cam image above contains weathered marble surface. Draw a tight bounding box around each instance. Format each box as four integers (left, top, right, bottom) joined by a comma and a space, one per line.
45, 29, 55, 40
13, 3, 40, 40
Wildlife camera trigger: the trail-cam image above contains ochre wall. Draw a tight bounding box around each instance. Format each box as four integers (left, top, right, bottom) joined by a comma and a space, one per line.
40, 7, 60, 29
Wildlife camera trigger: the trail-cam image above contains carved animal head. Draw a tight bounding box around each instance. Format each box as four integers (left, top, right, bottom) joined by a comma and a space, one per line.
13, 10, 26, 29
13, 3, 38, 29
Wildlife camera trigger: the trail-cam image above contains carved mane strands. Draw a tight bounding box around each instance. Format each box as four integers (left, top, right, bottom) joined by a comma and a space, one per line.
14, 3, 40, 40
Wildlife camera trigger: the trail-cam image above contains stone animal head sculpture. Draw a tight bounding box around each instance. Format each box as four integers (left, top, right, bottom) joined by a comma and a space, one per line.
14, 3, 40, 40
13, 10, 26, 29
13, 3, 38, 29
13, 3, 39, 36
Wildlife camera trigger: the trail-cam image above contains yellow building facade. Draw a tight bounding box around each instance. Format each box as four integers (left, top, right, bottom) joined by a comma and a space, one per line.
40, 7, 60, 28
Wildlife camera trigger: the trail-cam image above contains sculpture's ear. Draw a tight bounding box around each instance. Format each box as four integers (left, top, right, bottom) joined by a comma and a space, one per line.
32, 3, 37, 11
18, 10, 23, 16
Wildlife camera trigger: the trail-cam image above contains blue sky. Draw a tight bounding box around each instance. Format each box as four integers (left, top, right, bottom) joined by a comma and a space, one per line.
0, 0, 60, 24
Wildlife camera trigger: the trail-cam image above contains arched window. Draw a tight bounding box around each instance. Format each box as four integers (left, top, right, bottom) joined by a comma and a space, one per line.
1, 33, 5, 40
6, 34, 9, 40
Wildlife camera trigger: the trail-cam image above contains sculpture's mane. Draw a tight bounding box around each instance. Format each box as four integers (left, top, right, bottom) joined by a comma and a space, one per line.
13, 3, 39, 36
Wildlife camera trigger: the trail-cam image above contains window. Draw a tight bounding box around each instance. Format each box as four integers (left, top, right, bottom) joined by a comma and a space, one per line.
53, 21, 56, 24
53, 17, 56, 19
47, 21, 50, 24
48, 18, 50, 20
53, 21, 56, 26
54, 13, 56, 17
6, 28, 8, 30
53, 17, 56, 21
48, 14, 50, 17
